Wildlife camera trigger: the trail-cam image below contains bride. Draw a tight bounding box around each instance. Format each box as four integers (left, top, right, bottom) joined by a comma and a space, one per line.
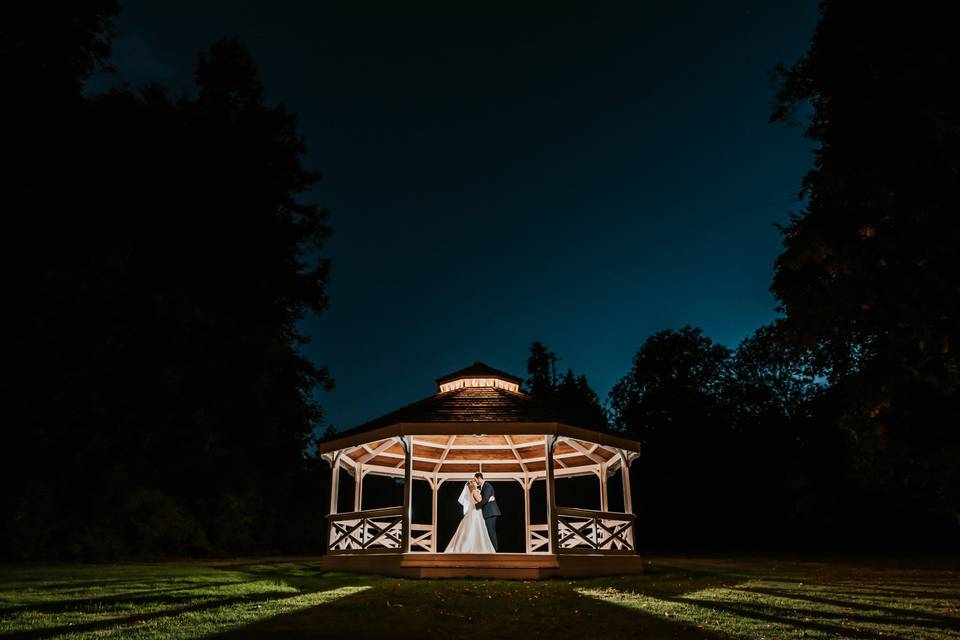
444, 480, 495, 553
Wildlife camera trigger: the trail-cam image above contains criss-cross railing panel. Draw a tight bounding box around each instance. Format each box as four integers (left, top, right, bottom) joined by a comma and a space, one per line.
409, 523, 434, 552
327, 507, 404, 554
555, 507, 635, 554
527, 523, 550, 553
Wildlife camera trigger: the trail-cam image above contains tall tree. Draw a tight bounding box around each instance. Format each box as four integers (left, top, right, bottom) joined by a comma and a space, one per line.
2, 34, 332, 559
726, 322, 819, 426
3, 1, 122, 560
771, 0, 960, 535
609, 326, 730, 442
555, 370, 609, 431
525, 341, 557, 400
608, 327, 734, 547
771, 1, 960, 387
525, 342, 607, 429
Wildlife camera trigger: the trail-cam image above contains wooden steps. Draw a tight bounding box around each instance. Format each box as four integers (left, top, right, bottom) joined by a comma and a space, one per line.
317, 552, 643, 579
400, 553, 559, 568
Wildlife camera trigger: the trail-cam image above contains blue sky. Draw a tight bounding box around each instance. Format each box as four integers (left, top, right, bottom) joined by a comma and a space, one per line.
91, 1, 820, 431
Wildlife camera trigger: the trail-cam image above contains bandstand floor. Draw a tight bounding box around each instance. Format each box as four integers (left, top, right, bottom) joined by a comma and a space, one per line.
316, 553, 644, 580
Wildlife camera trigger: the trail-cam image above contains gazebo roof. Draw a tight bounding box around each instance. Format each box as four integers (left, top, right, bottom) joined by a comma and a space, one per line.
435, 361, 523, 386
334, 384, 559, 439
319, 363, 639, 478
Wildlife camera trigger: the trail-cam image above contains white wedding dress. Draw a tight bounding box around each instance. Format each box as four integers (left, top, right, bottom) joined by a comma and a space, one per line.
444, 483, 495, 553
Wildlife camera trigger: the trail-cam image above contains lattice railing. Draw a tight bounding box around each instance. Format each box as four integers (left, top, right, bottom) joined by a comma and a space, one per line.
527, 524, 550, 553
555, 507, 635, 554
409, 523, 434, 552
327, 507, 404, 554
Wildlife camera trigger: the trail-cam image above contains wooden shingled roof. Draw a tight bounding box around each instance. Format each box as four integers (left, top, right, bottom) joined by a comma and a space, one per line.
318, 363, 641, 474
335, 384, 561, 438
435, 361, 523, 385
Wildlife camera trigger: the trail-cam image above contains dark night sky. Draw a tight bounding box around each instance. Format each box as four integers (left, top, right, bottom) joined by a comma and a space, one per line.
89, 1, 819, 433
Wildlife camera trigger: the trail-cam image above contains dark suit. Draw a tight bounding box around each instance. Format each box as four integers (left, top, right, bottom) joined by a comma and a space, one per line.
475, 481, 500, 551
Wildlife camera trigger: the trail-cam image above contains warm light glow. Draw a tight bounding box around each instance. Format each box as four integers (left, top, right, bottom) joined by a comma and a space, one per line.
438, 377, 520, 393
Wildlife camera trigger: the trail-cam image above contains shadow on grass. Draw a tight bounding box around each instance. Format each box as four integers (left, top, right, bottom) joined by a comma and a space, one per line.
668, 595, 911, 640
587, 559, 960, 640
0, 580, 247, 615
829, 584, 960, 601
742, 585, 960, 629
3, 559, 958, 640
206, 566, 738, 640
0, 572, 366, 640
0, 578, 148, 591
209, 561, 958, 640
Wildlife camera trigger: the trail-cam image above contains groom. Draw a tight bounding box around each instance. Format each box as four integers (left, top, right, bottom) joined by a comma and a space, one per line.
474, 472, 500, 552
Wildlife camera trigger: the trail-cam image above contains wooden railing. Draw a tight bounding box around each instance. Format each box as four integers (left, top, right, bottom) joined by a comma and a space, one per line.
554, 507, 635, 554
408, 523, 434, 552
329, 506, 635, 555
327, 507, 435, 553
327, 507, 404, 554
527, 524, 550, 553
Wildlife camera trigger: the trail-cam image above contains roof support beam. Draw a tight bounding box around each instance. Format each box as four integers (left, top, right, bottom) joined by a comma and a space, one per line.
619, 449, 635, 548
504, 435, 529, 474
545, 435, 558, 553
320, 422, 641, 455
434, 435, 456, 476
401, 436, 413, 553
328, 451, 342, 516
563, 437, 606, 465
356, 438, 399, 464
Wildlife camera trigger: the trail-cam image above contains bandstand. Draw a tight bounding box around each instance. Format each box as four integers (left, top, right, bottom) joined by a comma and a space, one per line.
317, 362, 643, 579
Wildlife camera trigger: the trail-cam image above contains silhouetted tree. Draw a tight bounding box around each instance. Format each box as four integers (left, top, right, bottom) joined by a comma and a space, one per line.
608, 327, 735, 547
2, 18, 332, 559
525, 341, 557, 400
555, 370, 609, 431
3, 2, 118, 103
726, 322, 819, 426
524, 342, 607, 429
609, 326, 730, 441
722, 323, 832, 543
771, 0, 960, 539
3, 1, 124, 561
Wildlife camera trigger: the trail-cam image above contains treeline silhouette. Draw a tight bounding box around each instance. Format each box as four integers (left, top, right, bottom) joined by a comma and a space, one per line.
527, 1, 960, 551
2, 5, 332, 559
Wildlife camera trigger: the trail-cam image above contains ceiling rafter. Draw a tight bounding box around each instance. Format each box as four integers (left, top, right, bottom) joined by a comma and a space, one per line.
434, 434, 457, 474
564, 437, 606, 465
340, 433, 636, 481
504, 435, 528, 474
356, 438, 399, 464
412, 439, 544, 450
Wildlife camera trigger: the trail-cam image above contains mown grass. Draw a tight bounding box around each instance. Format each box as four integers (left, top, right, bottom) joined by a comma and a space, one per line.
0, 556, 957, 639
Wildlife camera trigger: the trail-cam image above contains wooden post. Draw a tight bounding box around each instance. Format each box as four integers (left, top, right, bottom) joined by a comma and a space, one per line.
523, 475, 531, 553
430, 478, 439, 553
401, 435, 413, 553
329, 451, 341, 516
620, 450, 634, 513
545, 435, 558, 554
354, 463, 363, 512
619, 450, 634, 548
599, 461, 608, 512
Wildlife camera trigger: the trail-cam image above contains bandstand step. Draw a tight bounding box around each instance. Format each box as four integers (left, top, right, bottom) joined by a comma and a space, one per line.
400, 553, 558, 569
316, 552, 643, 579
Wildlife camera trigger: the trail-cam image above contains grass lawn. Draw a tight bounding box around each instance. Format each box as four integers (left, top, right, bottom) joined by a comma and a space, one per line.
1, 556, 958, 639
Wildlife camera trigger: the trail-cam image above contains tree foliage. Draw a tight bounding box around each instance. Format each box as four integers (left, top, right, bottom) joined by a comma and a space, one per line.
609, 327, 737, 546
608, 323, 874, 549
770, 0, 960, 533
609, 326, 730, 441
2, 8, 331, 559
771, 2, 960, 388
525, 342, 608, 430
